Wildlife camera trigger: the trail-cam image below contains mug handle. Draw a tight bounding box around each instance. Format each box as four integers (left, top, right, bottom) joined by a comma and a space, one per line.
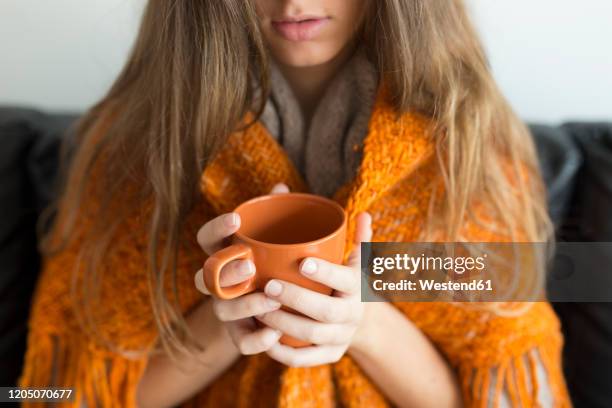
203, 243, 257, 299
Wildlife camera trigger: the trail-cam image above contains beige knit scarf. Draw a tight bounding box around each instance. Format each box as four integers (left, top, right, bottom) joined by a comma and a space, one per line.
258, 48, 379, 197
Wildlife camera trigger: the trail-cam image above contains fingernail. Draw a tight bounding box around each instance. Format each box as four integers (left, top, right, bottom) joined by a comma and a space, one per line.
266, 298, 281, 308
239, 260, 255, 276
225, 213, 239, 227
265, 280, 283, 297
266, 329, 282, 342
194, 268, 205, 292
301, 258, 317, 275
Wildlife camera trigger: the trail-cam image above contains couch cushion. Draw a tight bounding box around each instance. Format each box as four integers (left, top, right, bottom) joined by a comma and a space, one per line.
530, 124, 582, 229
552, 122, 612, 408
0, 107, 78, 386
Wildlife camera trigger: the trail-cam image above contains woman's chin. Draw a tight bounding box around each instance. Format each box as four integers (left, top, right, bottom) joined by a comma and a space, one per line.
268, 44, 344, 68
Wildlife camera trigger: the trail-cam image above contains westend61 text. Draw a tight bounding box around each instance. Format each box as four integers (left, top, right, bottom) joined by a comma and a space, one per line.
372, 279, 493, 292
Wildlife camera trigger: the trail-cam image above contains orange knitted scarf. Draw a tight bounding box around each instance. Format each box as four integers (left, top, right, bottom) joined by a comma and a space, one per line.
19, 85, 571, 407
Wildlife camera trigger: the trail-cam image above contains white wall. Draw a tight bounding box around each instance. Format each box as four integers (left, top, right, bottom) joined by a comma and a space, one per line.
1, 0, 611, 123
466, 0, 612, 122
0, 0, 145, 112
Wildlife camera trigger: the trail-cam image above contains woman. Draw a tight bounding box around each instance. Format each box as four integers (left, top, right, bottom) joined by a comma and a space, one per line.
20, 0, 571, 407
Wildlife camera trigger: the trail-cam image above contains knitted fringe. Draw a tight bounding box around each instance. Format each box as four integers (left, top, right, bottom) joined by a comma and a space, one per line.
18, 331, 147, 408
459, 344, 571, 408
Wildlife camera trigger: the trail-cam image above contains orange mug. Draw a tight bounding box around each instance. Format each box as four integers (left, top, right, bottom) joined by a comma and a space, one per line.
203, 192, 347, 347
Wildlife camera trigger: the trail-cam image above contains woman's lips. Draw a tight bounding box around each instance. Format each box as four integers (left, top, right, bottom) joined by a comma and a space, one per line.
271, 17, 330, 42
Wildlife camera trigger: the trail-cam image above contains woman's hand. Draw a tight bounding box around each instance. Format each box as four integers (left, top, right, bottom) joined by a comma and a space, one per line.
246, 210, 461, 407
254, 212, 373, 367
138, 184, 290, 408
194, 183, 290, 355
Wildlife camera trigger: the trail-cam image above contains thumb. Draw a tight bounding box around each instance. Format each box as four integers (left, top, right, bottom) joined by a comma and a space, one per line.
270, 183, 290, 194
347, 212, 372, 268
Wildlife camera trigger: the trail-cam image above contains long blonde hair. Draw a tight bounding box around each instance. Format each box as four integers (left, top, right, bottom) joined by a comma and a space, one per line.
39, 0, 551, 357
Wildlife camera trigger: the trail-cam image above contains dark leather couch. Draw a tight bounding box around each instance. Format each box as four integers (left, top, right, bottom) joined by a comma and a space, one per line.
1, 107, 611, 407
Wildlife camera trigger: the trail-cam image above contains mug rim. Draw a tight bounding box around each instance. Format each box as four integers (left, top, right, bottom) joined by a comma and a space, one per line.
233, 192, 347, 248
